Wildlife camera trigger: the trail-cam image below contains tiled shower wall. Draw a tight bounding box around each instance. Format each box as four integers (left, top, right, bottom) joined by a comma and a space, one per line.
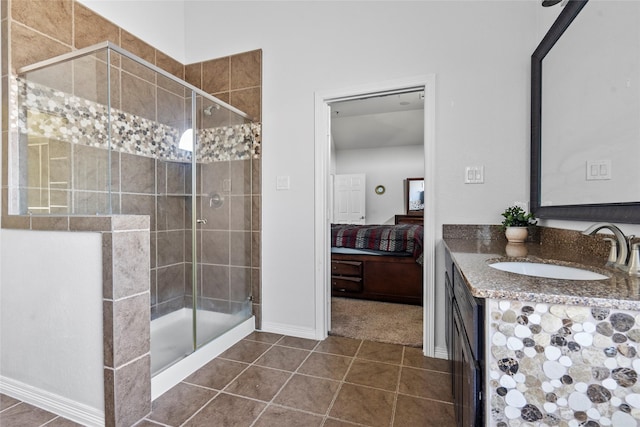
1, 0, 263, 327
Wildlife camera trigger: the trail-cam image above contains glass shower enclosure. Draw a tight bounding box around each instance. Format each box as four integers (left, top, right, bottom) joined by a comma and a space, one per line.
13, 42, 257, 375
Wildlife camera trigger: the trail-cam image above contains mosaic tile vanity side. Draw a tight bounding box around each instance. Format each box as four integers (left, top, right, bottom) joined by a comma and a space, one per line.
488, 298, 640, 427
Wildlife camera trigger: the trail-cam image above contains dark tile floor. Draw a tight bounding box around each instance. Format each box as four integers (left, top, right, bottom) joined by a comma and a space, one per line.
0, 333, 454, 427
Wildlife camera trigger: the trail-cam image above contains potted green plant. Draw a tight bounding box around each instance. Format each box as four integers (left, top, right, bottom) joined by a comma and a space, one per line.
500, 205, 537, 243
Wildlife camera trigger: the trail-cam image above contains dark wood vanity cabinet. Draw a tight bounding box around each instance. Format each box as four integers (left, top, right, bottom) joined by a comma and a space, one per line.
445, 248, 484, 427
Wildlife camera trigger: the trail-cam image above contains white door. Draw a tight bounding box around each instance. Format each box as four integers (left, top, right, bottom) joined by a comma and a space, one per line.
333, 174, 366, 224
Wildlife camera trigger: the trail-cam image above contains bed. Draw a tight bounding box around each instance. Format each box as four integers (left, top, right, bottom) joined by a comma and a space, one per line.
330, 222, 423, 305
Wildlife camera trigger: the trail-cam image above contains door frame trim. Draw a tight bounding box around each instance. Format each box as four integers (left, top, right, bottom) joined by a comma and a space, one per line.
313, 74, 437, 357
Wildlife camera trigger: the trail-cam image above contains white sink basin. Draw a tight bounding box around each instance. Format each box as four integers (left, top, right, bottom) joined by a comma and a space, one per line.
489, 262, 608, 281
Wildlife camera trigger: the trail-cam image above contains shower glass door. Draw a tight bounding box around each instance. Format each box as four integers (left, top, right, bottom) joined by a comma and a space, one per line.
151, 80, 254, 374
150, 71, 196, 375
15, 42, 256, 378
193, 95, 254, 349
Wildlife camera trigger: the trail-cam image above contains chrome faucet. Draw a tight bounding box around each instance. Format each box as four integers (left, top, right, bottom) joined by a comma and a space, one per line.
602, 238, 618, 268
582, 223, 629, 271
628, 243, 640, 277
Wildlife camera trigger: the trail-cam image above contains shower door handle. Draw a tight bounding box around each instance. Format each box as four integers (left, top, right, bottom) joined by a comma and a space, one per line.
196, 218, 207, 225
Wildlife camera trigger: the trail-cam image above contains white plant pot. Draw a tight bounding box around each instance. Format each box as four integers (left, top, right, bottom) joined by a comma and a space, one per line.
505, 242, 528, 257
505, 226, 528, 243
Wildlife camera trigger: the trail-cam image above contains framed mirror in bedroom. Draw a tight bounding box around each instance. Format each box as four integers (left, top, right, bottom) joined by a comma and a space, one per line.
406, 177, 425, 216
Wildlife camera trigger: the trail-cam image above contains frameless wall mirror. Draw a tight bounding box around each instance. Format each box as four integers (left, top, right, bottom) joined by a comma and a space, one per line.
406, 177, 424, 215
531, 0, 640, 222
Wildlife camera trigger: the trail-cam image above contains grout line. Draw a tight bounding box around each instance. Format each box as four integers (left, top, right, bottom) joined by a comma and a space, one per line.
389, 345, 407, 427
104, 350, 150, 371
323, 418, 371, 427
9, 21, 73, 50
41, 416, 63, 426
218, 336, 283, 417
2, 337, 453, 427
179, 338, 277, 415
182, 379, 234, 394
0, 401, 21, 413
40, 418, 58, 427
322, 339, 364, 424
244, 337, 297, 427
257, 335, 369, 426
140, 419, 170, 427
260, 401, 329, 416
404, 365, 452, 375
389, 346, 405, 427
396, 392, 456, 406
339, 380, 405, 395
178, 391, 220, 427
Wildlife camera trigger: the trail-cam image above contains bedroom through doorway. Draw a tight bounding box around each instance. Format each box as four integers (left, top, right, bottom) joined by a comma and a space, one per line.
318, 80, 435, 352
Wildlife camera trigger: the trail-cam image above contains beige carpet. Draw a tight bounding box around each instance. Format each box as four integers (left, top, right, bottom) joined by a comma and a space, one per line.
330, 297, 423, 347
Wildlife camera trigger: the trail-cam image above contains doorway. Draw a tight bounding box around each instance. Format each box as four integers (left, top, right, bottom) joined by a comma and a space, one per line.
313, 75, 436, 356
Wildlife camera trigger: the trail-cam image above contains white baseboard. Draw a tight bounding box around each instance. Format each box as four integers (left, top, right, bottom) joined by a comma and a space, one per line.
434, 345, 449, 360
0, 376, 104, 427
260, 321, 319, 340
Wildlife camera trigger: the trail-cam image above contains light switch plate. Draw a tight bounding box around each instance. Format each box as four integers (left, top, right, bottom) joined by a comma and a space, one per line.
276, 175, 290, 190
464, 166, 484, 184
586, 160, 611, 181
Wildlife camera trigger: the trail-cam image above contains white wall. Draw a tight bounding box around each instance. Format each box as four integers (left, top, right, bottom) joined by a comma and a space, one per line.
181, 1, 539, 337
0, 230, 104, 417
335, 145, 424, 225
74, 1, 640, 348
72, 1, 532, 337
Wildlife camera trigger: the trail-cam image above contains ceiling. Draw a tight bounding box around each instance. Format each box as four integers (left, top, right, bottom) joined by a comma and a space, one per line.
330, 89, 425, 151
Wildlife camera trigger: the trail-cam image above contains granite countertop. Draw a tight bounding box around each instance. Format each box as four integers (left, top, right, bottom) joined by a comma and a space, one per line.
444, 238, 640, 311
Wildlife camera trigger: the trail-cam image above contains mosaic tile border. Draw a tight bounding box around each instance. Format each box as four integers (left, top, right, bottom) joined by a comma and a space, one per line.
488, 298, 640, 427
15, 78, 261, 163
